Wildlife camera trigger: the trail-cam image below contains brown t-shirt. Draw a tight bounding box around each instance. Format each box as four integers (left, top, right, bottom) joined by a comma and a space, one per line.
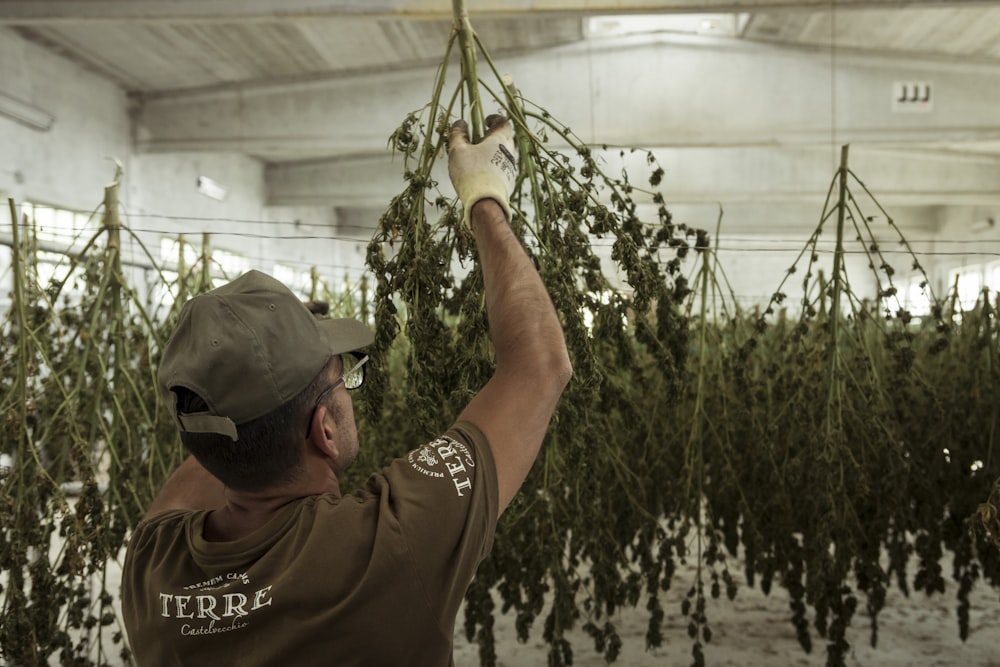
121, 422, 498, 667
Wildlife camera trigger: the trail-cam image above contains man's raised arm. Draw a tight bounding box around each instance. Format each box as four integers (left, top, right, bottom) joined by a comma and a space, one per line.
448, 115, 573, 516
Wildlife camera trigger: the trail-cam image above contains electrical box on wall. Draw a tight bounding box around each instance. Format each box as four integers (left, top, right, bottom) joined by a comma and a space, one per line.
892, 81, 933, 112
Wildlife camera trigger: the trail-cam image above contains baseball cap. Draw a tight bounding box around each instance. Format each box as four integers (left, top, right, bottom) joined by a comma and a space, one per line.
157, 270, 373, 440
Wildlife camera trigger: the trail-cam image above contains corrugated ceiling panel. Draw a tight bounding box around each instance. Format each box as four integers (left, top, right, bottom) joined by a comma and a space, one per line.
14, 16, 582, 93
747, 8, 1000, 62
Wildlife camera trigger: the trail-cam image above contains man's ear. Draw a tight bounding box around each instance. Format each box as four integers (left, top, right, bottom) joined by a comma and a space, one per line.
307, 405, 339, 462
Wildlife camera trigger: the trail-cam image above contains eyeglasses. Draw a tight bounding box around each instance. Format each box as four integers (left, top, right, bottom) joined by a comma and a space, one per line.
305, 353, 368, 437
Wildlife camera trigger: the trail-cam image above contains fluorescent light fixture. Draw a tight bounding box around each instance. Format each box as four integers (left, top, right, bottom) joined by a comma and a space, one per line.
586, 14, 741, 39
971, 217, 995, 233
196, 176, 228, 201
0, 91, 55, 131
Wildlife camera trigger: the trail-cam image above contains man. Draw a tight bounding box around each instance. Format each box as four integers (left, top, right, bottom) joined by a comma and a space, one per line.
120, 115, 572, 666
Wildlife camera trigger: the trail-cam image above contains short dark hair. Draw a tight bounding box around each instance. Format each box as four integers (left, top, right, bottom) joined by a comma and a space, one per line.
175, 356, 337, 492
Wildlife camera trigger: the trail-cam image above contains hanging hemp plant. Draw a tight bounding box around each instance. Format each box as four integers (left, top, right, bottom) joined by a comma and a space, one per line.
980, 482, 1000, 549
702, 146, 1000, 667
359, 2, 701, 666
0, 182, 199, 665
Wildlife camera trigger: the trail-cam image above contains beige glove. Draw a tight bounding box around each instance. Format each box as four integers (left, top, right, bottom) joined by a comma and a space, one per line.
448, 114, 517, 226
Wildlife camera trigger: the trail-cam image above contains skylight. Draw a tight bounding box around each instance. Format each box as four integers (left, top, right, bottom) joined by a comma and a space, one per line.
586, 13, 747, 39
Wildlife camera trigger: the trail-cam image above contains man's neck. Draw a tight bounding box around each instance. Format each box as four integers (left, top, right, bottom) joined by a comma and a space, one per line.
203, 499, 290, 542
203, 472, 341, 542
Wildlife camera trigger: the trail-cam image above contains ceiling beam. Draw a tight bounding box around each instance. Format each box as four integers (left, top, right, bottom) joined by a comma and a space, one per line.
0, 0, 991, 23
333, 201, 942, 240
132, 35, 1000, 160
266, 145, 1000, 210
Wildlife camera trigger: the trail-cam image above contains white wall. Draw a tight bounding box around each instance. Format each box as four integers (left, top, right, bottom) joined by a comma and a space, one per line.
0, 27, 357, 309
0, 28, 130, 213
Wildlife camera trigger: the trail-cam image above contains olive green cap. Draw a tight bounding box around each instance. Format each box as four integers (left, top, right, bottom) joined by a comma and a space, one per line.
157, 270, 373, 441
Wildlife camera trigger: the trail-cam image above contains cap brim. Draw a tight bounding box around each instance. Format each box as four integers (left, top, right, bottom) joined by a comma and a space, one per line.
318, 318, 374, 355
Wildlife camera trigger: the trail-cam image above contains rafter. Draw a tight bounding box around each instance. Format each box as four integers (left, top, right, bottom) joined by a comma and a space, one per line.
132, 36, 1000, 159
266, 145, 1000, 209
0, 0, 990, 24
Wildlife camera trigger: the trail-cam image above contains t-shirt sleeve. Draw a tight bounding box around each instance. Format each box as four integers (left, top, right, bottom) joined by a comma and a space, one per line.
377, 420, 499, 624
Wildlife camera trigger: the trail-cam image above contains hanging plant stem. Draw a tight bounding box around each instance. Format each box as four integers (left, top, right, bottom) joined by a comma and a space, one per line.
825, 145, 850, 438
361, 3, 698, 666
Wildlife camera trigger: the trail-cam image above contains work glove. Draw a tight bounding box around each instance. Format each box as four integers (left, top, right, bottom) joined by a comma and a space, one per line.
448, 114, 517, 226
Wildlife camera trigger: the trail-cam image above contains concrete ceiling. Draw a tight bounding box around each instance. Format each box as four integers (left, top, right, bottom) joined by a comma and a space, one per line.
1, 0, 998, 235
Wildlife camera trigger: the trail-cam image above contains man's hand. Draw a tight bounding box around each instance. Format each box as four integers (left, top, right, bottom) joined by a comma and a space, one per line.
448, 114, 517, 226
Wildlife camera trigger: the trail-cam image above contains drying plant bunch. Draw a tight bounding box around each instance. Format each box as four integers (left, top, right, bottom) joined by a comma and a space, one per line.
359, 4, 1000, 666
0, 184, 199, 666
364, 42, 1000, 663
360, 4, 705, 667
0, 170, 994, 667
0, 176, 386, 665
2, 21, 998, 667
677, 149, 1000, 667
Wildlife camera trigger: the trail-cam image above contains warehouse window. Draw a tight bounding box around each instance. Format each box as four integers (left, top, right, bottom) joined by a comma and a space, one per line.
902, 275, 932, 317
33, 250, 70, 293
9, 203, 97, 301
213, 249, 250, 281
159, 238, 249, 285
21, 202, 96, 248
273, 263, 311, 293
948, 266, 984, 311
159, 237, 199, 270
987, 262, 1000, 294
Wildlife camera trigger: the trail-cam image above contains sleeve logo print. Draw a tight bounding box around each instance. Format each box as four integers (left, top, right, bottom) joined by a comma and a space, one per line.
408, 436, 477, 497
416, 447, 439, 467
